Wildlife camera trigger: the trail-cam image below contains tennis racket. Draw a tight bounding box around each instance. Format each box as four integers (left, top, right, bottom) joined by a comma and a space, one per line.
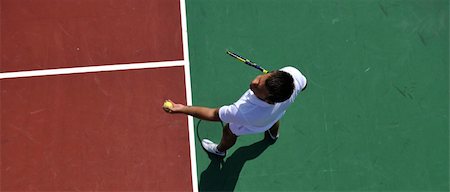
226, 50, 269, 74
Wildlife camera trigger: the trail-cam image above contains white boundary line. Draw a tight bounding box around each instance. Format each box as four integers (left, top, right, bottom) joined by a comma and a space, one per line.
0, 60, 185, 79
179, 0, 199, 191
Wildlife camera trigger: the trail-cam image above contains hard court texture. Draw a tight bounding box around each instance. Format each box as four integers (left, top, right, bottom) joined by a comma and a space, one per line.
1, 0, 193, 191
1, 68, 191, 191
1, 0, 183, 72
186, 0, 449, 191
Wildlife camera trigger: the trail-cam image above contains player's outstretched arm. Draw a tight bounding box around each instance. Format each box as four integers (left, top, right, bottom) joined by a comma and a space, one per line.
162, 100, 220, 122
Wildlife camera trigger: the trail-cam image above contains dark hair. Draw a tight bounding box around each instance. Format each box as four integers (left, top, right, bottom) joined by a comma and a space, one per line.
265, 70, 295, 103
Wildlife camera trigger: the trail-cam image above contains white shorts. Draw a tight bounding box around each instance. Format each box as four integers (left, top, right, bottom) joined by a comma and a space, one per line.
228, 122, 274, 136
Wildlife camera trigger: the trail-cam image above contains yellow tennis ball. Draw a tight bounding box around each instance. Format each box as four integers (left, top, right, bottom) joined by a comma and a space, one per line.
163, 101, 173, 108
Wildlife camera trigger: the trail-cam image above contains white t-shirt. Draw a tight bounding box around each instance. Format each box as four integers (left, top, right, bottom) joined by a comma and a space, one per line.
219, 66, 307, 136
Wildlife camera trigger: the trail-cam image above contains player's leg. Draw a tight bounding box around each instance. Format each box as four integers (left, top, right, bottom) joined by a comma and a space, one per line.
265, 121, 280, 140
217, 123, 237, 152
201, 123, 237, 156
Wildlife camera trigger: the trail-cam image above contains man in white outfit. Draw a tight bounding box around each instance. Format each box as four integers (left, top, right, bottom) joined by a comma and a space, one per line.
163, 66, 307, 157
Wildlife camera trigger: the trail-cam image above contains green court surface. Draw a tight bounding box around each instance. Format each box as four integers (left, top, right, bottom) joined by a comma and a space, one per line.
186, 0, 449, 191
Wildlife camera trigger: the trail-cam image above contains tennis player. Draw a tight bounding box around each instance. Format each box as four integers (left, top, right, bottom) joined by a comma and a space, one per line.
163, 66, 307, 157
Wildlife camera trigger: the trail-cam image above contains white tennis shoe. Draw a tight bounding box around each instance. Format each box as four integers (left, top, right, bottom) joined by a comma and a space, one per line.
201, 139, 225, 157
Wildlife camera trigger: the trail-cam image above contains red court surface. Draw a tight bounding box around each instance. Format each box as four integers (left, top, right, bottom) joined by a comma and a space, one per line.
1, 67, 192, 191
1, 0, 183, 72
1, 0, 194, 191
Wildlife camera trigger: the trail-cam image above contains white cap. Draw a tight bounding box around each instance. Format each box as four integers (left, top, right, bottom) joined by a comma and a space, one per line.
280, 66, 307, 91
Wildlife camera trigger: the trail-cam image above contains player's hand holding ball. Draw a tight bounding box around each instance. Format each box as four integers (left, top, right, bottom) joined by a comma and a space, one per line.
162, 100, 184, 113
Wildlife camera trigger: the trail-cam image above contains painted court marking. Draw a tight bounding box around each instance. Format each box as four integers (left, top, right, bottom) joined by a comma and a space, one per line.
0, 61, 185, 79
179, 0, 198, 190
0, 0, 197, 191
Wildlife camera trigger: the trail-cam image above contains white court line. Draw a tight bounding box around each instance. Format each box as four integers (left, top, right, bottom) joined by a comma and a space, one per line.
179, 0, 198, 191
0, 60, 185, 79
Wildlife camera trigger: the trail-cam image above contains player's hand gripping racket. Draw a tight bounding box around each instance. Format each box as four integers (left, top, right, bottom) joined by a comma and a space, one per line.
226, 50, 269, 74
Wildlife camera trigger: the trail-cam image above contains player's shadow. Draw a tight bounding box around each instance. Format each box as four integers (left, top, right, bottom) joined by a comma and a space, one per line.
197, 119, 276, 191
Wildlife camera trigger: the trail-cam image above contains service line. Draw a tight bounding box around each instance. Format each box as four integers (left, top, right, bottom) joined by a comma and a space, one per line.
0, 60, 186, 79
